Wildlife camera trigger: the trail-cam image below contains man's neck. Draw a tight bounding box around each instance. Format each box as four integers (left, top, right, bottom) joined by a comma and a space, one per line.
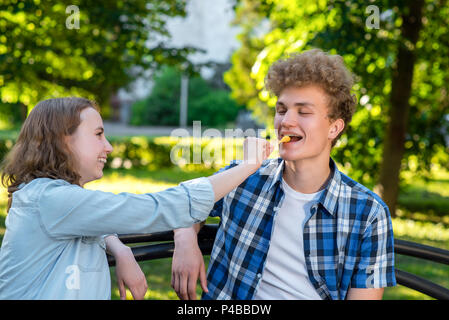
282, 156, 331, 194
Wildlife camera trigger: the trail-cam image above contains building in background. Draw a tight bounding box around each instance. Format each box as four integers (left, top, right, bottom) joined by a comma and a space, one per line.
116, 0, 240, 125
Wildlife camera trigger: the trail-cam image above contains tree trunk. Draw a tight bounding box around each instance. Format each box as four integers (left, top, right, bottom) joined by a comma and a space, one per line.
377, 0, 425, 216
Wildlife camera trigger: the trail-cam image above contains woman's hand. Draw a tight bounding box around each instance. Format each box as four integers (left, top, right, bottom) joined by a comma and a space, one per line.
243, 137, 274, 168
105, 235, 148, 300
114, 246, 148, 300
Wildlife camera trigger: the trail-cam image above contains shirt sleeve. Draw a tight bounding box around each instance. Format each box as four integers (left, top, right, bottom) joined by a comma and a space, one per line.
38, 177, 215, 240
209, 161, 241, 218
350, 203, 396, 289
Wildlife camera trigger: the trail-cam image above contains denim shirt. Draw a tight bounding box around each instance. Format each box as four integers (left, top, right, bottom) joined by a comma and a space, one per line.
0, 177, 214, 299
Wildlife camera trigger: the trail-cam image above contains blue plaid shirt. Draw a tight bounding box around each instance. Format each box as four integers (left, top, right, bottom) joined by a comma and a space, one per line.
203, 158, 396, 300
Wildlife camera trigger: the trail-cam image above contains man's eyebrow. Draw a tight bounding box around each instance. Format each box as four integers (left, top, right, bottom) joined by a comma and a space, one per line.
276, 100, 315, 107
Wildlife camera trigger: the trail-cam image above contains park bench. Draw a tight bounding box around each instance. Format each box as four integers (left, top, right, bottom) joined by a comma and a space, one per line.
108, 224, 449, 300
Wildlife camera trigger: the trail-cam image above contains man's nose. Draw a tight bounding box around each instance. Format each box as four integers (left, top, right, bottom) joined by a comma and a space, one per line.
281, 109, 298, 127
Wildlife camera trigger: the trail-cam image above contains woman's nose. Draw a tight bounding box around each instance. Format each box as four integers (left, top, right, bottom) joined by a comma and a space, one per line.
104, 138, 113, 154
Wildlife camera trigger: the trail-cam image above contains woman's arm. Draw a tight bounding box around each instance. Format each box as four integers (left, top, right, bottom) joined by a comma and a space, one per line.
208, 137, 273, 201
37, 138, 273, 239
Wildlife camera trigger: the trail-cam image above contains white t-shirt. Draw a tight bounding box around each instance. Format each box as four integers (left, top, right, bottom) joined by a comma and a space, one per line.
253, 178, 323, 300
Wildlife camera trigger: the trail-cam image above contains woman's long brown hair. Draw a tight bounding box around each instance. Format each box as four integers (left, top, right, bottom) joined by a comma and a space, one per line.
1, 97, 99, 212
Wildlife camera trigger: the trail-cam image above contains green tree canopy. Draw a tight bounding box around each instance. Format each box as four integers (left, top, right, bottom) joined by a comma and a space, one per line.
226, 0, 449, 215
0, 0, 195, 114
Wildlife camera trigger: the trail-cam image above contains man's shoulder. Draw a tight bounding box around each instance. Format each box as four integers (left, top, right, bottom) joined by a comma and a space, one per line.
338, 171, 390, 217
258, 158, 283, 175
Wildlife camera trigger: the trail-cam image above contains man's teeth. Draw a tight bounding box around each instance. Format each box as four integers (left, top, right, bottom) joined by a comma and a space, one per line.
283, 135, 303, 141
98, 158, 107, 163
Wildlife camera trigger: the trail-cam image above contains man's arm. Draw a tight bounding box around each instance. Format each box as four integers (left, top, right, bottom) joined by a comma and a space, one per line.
348, 204, 396, 299
172, 223, 207, 300
346, 288, 384, 300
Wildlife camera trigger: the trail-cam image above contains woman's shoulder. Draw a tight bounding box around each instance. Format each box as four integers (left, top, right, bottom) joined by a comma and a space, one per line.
15, 178, 72, 200
8, 179, 67, 210
19, 177, 70, 190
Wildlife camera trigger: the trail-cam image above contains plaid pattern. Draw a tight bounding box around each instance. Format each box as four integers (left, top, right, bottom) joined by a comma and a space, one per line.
203, 158, 396, 300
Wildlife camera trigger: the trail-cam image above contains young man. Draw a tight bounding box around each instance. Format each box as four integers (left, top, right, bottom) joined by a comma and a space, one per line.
171, 49, 396, 300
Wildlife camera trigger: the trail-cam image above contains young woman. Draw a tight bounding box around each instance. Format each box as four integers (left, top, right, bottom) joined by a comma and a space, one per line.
0, 97, 273, 300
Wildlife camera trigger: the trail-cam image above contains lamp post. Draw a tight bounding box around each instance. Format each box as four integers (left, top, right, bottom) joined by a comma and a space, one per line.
179, 73, 188, 128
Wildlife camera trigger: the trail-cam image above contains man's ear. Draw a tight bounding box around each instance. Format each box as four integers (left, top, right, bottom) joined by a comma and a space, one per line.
328, 118, 345, 140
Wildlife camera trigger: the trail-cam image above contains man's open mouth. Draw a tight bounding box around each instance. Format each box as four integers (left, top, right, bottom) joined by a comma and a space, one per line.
283, 135, 303, 142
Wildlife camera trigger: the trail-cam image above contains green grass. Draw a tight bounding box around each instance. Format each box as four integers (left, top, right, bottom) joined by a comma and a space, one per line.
0, 128, 19, 139
0, 167, 448, 300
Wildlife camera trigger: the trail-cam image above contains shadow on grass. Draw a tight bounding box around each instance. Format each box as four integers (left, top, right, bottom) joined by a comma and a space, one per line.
398, 179, 449, 227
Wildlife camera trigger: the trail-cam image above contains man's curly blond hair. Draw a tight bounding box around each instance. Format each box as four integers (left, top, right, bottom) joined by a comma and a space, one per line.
265, 49, 357, 146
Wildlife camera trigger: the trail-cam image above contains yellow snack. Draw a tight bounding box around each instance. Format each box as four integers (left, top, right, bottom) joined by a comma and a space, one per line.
279, 136, 291, 143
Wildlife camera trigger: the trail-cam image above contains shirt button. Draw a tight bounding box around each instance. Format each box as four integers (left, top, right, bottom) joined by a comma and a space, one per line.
257, 273, 262, 279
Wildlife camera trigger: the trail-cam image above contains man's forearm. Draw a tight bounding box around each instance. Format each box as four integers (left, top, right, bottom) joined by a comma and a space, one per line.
174, 221, 205, 240
346, 288, 384, 300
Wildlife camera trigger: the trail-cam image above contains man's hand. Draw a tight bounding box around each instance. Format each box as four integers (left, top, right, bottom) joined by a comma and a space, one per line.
171, 226, 208, 300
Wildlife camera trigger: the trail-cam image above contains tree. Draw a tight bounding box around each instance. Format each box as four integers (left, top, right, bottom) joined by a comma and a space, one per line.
0, 0, 196, 116
130, 66, 244, 127
225, 0, 449, 215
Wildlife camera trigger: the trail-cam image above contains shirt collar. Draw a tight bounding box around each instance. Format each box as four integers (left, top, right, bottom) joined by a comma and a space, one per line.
317, 158, 341, 216
265, 157, 342, 216
260, 158, 284, 191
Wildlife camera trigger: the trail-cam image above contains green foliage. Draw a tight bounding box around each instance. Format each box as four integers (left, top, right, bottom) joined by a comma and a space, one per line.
130, 66, 244, 127
0, 135, 15, 164
0, 0, 195, 112
189, 89, 244, 128
0, 102, 23, 128
225, 0, 449, 187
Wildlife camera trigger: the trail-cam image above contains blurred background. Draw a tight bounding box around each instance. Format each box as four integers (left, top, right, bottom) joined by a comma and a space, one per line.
0, 0, 448, 300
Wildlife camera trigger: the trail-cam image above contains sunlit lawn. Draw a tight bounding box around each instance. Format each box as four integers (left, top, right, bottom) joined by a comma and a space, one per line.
0, 166, 448, 300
